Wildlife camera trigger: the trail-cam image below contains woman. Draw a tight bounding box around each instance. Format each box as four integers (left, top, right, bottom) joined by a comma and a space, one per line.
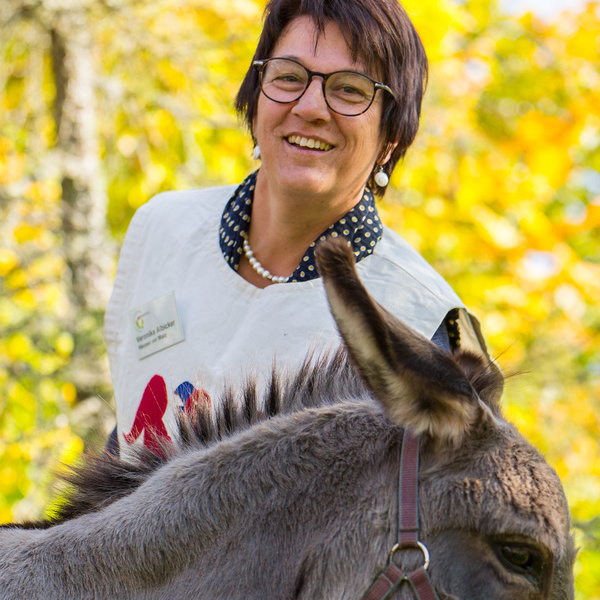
104, 0, 489, 455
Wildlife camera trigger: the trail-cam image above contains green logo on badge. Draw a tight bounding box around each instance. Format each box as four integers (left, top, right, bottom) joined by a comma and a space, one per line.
135, 314, 145, 330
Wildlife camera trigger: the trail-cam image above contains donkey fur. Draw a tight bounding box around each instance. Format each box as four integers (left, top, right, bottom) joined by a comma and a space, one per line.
0, 238, 575, 600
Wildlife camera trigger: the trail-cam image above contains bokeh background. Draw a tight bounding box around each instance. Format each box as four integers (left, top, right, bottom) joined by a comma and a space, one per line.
1, 0, 599, 596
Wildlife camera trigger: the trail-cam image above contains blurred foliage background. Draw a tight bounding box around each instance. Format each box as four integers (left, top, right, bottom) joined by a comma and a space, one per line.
1, 0, 598, 596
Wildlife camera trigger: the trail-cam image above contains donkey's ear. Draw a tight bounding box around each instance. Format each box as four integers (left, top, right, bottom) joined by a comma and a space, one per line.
316, 238, 485, 447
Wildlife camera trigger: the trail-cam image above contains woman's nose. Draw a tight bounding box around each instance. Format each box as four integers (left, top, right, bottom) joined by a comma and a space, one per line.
291, 78, 331, 121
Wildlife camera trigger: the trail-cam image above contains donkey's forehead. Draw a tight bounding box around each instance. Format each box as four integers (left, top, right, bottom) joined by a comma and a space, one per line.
422, 434, 571, 555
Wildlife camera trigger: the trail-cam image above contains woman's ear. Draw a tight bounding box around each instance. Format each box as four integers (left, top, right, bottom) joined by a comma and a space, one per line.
379, 140, 398, 165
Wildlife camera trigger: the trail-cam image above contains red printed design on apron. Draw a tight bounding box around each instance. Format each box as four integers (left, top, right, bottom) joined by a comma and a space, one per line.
123, 374, 171, 454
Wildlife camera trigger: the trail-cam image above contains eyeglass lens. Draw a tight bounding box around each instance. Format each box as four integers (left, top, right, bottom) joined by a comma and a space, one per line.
260, 58, 377, 116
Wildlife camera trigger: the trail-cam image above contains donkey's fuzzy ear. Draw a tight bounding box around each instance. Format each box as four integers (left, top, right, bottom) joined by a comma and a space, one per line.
316, 238, 482, 447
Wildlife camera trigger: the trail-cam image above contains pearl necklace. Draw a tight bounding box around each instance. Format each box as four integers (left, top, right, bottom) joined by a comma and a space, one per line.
243, 238, 290, 283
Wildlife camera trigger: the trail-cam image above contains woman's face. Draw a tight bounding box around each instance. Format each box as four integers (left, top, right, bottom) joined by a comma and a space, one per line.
253, 16, 388, 206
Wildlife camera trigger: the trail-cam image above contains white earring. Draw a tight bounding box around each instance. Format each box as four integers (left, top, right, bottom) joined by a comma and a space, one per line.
253, 145, 261, 160
374, 165, 389, 187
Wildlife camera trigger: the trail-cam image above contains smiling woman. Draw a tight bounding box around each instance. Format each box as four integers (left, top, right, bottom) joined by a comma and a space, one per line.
247, 16, 394, 272
103, 0, 491, 457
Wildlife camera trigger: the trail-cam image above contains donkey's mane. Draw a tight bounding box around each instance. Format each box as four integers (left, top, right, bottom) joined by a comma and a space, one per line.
23, 349, 366, 529
16, 342, 501, 531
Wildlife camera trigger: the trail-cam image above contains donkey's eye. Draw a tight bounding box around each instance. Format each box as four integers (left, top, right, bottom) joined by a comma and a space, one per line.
500, 545, 534, 570
491, 540, 547, 589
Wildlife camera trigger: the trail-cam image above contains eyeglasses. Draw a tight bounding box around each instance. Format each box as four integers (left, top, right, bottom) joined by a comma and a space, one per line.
253, 57, 395, 117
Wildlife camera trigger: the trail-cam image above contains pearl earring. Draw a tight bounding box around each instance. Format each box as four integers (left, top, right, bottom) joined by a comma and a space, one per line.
374, 165, 389, 187
253, 145, 261, 160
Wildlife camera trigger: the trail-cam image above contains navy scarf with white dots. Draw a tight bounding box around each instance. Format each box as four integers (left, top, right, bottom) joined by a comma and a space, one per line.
219, 170, 383, 283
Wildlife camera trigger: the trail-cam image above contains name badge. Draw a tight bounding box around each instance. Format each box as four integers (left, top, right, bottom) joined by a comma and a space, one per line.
130, 291, 185, 359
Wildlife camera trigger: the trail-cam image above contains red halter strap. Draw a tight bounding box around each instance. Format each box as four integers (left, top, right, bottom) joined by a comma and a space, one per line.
361, 429, 440, 600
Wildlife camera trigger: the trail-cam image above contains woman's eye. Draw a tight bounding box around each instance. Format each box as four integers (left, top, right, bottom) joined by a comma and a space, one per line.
500, 545, 534, 571
276, 74, 302, 83
339, 85, 365, 97
330, 85, 369, 104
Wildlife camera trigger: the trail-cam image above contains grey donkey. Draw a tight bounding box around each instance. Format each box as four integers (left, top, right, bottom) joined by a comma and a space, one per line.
0, 238, 575, 600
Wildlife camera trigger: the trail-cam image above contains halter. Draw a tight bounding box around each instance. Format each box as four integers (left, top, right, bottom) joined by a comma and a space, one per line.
361, 429, 440, 600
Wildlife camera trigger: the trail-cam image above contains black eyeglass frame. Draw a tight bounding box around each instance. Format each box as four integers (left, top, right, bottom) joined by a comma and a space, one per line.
253, 57, 395, 117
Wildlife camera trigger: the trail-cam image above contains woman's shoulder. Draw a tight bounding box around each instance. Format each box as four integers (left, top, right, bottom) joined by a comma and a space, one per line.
124, 184, 237, 242
372, 224, 431, 263
359, 224, 465, 317
139, 184, 238, 219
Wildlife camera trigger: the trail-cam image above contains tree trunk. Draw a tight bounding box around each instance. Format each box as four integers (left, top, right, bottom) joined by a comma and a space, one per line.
47, 1, 113, 400
50, 5, 112, 313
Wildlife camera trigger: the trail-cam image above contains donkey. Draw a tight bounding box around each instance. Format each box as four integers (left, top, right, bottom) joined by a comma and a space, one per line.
0, 238, 575, 600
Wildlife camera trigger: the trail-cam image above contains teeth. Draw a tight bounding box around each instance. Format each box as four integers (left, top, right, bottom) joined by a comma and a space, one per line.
287, 135, 332, 151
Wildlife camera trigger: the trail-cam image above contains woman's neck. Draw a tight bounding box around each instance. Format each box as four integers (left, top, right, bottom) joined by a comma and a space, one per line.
238, 169, 365, 288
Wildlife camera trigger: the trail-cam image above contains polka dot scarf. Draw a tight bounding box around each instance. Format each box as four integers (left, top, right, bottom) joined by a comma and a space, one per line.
219, 170, 383, 283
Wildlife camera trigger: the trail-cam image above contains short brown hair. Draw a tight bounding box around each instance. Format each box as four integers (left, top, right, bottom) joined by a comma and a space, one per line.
235, 0, 428, 195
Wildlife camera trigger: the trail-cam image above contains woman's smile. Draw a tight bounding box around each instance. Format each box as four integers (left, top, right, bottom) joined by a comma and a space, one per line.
285, 135, 333, 151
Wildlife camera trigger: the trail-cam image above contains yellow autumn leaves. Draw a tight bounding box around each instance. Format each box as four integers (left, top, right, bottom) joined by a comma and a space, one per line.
1, 0, 599, 597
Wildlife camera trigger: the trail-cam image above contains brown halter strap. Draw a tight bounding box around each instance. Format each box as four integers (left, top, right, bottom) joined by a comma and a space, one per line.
361, 429, 440, 600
